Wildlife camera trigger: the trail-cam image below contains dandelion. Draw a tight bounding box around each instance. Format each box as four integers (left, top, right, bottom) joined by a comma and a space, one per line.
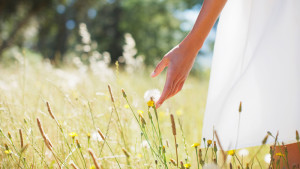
228, 150, 235, 156
144, 89, 160, 102
89, 165, 96, 169
184, 163, 191, 168
4, 150, 12, 155
264, 154, 271, 163
238, 149, 249, 157
191, 143, 200, 147
275, 152, 284, 157
207, 139, 212, 147
137, 110, 144, 114
124, 104, 130, 109
69, 132, 78, 138
147, 100, 155, 108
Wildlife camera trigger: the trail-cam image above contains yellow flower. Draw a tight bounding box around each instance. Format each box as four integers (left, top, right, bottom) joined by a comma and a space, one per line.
89, 165, 96, 169
124, 104, 130, 109
137, 110, 144, 114
69, 132, 78, 138
147, 100, 154, 107
276, 152, 284, 157
176, 110, 183, 116
137, 153, 142, 158
228, 150, 236, 156
4, 150, 12, 155
191, 143, 200, 147
184, 163, 191, 168
207, 139, 212, 146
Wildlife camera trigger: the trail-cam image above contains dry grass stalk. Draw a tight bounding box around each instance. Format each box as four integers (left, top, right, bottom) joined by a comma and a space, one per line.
69, 161, 79, 169
108, 84, 114, 102
36, 118, 61, 168
88, 148, 101, 169
21, 144, 29, 154
97, 128, 105, 141
214, 130, 226, 164
170, 114, 176, 136
37, 118, 53, 150
170, 114, 178, 167
122, 148, 130, 158
19, 129, 23, 148
46, 102, 55, 120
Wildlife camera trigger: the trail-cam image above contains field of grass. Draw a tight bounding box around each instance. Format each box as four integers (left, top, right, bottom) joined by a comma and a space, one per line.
0, 54, 276, 168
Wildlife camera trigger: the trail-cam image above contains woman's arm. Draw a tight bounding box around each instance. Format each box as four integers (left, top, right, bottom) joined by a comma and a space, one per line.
151, 0, 227, 108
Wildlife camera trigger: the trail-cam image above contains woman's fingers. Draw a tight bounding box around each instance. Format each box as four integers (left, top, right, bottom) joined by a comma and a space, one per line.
151, 57, 169, 78
156, 74, 174, 108
166, 80, 185, 100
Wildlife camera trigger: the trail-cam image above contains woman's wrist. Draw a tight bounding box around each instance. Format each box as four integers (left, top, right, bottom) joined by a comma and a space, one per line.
179, 32, 204, 56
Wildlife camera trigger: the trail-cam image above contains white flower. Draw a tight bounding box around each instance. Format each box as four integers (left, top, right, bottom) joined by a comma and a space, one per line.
238, 149, 249, 157
91, 132, 104, 141
144, 89, 161, 102
264, 154, 271, 163
141, 140, 150, 149
203, 163, 220, 169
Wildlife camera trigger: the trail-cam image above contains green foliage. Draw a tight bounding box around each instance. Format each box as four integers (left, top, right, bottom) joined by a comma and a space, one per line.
0, 0, 202, 65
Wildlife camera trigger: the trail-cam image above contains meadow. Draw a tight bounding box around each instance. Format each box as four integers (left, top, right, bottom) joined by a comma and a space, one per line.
0, 52, 287, 169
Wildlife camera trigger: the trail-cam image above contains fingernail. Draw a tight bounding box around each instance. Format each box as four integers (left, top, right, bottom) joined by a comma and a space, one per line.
150, 71, 155, 77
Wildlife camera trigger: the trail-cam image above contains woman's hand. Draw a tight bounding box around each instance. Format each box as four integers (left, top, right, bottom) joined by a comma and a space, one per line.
151, 42, 199, 108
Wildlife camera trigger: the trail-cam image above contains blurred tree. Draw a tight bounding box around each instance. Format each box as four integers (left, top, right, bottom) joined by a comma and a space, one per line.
0, 0, 202, 65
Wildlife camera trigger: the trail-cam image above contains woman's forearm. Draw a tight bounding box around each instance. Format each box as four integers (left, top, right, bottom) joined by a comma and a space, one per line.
181, 0, 227, 53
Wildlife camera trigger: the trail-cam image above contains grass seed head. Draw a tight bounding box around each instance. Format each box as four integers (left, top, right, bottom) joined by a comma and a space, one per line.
122, 89, 127, 98
122, 148, 130, 158
46, 102, 56, 120
97, 128, 105, 141
7, 132, 12, 140
239, 101, 242, 113
107, 84, 114, 102
170, 158, 176, 166
88, 148, 100, 169
170, 114, 176, 136
69, 161, 79, 169
19, 129, 23, 148
296, 130, 299, 141
262, 134, 269, 144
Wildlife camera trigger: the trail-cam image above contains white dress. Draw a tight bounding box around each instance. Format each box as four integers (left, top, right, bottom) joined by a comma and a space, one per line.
202, 0, 300, 150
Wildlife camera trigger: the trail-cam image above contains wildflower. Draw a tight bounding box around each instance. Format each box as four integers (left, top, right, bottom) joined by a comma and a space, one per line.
238, 149, 249, 157
275, 152, 284, 157
191, 143, 200, 147
137, 110, 144, 114
69, 132, 78, 138
4, 150, 12, 155
137, 153, 142, 158
144, 89, 160, 102
147, 100, 155, 107
207, 140, 212, 147
87, 133, 91, 139
203, 163, 220, 169
124, 104, 130, 109
184, 163, 191, 168
89, 165, 96, 169
264, 154, 271, 163
176, 110, 183, 116
228, 150, 235, 156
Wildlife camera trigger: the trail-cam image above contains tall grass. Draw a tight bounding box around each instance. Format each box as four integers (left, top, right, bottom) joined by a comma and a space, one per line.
0, 58, 298, 168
